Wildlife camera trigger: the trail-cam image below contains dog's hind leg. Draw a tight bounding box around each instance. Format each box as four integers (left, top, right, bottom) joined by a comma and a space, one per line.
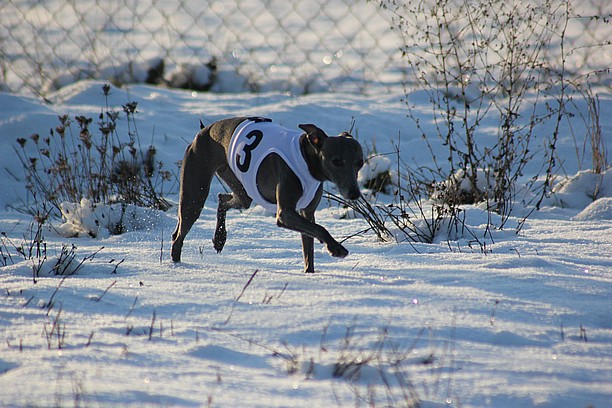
300, 208, 316, 273
212, 166, 253, 253
171, 143, 216, 262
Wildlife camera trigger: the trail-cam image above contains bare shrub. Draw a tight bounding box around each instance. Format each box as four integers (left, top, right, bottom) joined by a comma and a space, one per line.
13, 84, 173, 219
377, 0, 609, 228
0, 210, 102, 282
329, 144, 488, 250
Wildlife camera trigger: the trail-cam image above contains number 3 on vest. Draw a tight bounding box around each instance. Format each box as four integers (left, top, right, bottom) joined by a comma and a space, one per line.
236, 130, 263, 172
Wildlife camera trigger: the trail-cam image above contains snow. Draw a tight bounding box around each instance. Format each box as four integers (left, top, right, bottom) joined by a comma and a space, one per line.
1, 0, 612, 403
1, 79, 610, 408
358, 154, 394, 185
574, 197, 612, 221
56, 199, 164, 239
546, 169, 612, 209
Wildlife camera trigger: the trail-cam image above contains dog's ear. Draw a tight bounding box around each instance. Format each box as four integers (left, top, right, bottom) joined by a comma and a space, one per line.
299, 124, 328, 148
199, 119, 205, 130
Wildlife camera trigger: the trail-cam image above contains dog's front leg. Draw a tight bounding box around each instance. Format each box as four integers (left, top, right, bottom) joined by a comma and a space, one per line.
277, 208, 348, 259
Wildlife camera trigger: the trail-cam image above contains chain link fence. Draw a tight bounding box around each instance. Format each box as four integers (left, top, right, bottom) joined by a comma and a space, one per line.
0, 0, 408, 96
1, 0, 610, 96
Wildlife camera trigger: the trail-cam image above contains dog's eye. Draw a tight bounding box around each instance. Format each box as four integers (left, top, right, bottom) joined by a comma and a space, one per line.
332, 159, 344, 167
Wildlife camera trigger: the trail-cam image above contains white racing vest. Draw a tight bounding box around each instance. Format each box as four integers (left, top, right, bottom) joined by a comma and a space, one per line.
227, 118, 322, 212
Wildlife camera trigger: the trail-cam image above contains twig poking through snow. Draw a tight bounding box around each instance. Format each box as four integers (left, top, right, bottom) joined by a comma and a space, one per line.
125, 296, 138, 320
94, 280, 117, 302
45, 276, 68, 313
148, 310, 156, 341
235, 269, 258, 302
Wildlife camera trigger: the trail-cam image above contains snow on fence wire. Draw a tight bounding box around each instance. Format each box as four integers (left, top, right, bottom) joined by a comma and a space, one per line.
0, 0, 406, 96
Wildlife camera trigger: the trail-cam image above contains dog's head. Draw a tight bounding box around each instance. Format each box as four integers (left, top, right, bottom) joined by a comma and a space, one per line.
299, 124, 364, 200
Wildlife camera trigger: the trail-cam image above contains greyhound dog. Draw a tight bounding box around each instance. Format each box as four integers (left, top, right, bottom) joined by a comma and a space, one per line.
171, 117, 364, 272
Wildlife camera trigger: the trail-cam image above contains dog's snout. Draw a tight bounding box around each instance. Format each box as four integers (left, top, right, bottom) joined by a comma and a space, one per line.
346, 188, 361, 201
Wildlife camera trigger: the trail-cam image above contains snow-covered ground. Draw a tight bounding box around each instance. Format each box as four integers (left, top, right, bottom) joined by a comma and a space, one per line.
1, 80, 611, 407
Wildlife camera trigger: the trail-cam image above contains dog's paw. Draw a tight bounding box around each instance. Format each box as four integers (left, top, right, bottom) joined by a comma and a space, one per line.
212, 228, 227, 253
212, 241, 225, 253
171, 245, 182, 262
327, 242, 349, 258
212, 238, 225, 253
